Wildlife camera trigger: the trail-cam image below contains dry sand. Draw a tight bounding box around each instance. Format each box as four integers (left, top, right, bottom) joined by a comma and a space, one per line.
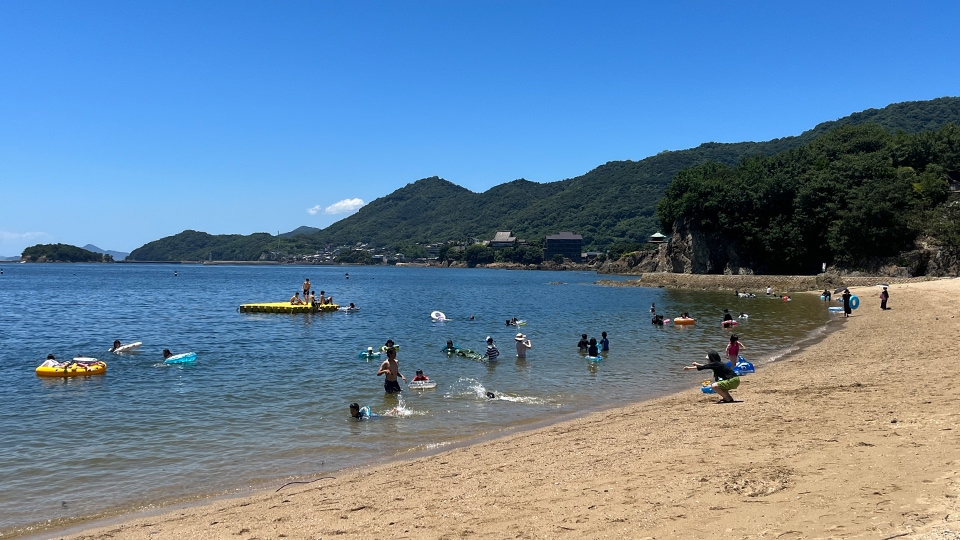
36, 279, 960, 540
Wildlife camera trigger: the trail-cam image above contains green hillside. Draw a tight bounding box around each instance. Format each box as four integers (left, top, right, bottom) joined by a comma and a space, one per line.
22, 243, 114, 263
657, 122, 960, 273
127, 97, 960, 262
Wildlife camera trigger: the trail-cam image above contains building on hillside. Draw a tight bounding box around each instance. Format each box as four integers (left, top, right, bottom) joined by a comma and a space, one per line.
948, 170, 960, 194
544, 232, 583, 262
649, 232, 667, 244
490, 231, 516, 248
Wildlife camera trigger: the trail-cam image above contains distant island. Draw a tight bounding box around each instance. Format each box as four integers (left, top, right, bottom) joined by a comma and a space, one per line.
21, 244, 115, 263
83, 244, 129, 261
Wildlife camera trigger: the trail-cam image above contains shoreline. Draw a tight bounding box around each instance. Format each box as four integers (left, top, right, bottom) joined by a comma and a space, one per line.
16, 279, 960, 540
9, 292, 836, 540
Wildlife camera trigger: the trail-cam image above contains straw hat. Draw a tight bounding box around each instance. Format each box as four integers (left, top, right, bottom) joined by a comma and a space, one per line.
515, 333, 526, 341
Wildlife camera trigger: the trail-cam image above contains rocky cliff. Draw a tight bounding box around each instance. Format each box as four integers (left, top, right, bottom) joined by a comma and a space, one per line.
601, 221, 960, 278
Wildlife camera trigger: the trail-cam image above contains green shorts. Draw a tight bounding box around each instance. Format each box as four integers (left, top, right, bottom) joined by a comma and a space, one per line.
717, 377, 740, 391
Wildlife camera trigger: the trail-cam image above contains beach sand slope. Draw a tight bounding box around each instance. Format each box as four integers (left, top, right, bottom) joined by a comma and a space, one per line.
53, 280, 960, 540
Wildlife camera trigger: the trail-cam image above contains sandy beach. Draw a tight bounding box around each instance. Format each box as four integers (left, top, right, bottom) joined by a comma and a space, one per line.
30, 279, 960, 540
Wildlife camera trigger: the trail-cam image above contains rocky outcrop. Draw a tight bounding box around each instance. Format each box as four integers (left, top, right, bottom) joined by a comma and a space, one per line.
600, 221, 960, 278
601, 218, 756, 275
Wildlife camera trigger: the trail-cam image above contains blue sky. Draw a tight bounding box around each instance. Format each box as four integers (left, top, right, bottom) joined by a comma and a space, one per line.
2, 1, 958, 255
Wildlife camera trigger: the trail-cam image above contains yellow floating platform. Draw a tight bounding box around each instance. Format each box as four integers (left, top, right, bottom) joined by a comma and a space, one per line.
239, 302, 340, 314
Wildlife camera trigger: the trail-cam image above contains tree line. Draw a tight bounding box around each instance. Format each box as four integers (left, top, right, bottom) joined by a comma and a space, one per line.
656, 123, 960, 273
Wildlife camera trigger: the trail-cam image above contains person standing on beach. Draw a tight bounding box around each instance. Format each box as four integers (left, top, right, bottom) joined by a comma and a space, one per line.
515, 333, 532, 358
842, 289, 852, 318
377, 347, 405, 393
880, 287, 890, 310
684, 351, 740, 403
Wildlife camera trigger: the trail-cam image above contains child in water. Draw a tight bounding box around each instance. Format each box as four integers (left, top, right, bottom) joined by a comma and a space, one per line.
412, 369, 430, 381
588, 338, 599, 357
349, 403, 398, 420
577, 334, 589, 352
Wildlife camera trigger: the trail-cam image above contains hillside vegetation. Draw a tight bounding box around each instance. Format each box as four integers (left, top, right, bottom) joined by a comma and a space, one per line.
657, 123, 960, 273
22, 244, 114, 263
127, 97, 960, 265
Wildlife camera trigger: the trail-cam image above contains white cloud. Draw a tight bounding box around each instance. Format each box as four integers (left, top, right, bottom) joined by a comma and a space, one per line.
323, 198, 365, 215
307, 205, 322, 215
0, 231, 47, 242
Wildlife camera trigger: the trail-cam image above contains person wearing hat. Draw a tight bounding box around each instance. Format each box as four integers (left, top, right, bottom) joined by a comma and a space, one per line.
515, 332, 532, 358
841, 288, 852, 318
482, 336, 500, 361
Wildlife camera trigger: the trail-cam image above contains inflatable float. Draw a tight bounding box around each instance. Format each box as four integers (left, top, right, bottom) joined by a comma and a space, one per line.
584, 355, 603, 362
733, 359, 755, 375
36, 358, 106, 377
721, 320, 738, 327
359, 349, 381, 360
239, 302, 339, 314
379, 345, 401, 353
408, 380, 437, 389
110, 342, 142, 354
673, 317, 696, 325
163, 352, 197, 364
430, 311, 446, 321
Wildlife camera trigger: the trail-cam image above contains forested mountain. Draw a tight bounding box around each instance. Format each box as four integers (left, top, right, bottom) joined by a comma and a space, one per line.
127, 97, 960, 262
657, 123, 960, 273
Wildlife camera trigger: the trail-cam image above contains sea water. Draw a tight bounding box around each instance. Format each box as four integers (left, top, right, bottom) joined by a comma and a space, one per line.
0, 264, 832, 534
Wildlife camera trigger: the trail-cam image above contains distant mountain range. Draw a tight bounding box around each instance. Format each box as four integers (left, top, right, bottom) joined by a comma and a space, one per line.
83, 244, 129, 261
127, 96, 960, 262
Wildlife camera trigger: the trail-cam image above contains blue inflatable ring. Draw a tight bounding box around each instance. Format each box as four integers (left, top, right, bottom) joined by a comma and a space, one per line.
850, 295, 860, 310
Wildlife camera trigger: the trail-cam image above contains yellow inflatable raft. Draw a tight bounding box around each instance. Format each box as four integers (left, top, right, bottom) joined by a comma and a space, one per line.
36, 359, 107, 377
673, 317, 696, 325
239, 302, 340, 314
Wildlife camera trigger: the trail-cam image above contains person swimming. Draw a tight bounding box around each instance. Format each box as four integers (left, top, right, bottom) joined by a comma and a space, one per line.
349, 402, 396, 420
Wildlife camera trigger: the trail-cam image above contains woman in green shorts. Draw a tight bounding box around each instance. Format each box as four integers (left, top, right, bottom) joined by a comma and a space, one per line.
684, 351, 741, 403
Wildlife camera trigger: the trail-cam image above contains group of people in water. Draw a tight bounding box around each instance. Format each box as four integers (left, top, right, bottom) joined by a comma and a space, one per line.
576, 332, 609, 356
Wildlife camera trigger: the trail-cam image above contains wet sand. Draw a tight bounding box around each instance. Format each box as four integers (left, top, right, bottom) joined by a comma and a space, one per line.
33, 279, 960, 539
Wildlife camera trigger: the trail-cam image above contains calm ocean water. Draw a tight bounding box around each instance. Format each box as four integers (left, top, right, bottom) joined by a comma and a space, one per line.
0, 264, 832, 534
